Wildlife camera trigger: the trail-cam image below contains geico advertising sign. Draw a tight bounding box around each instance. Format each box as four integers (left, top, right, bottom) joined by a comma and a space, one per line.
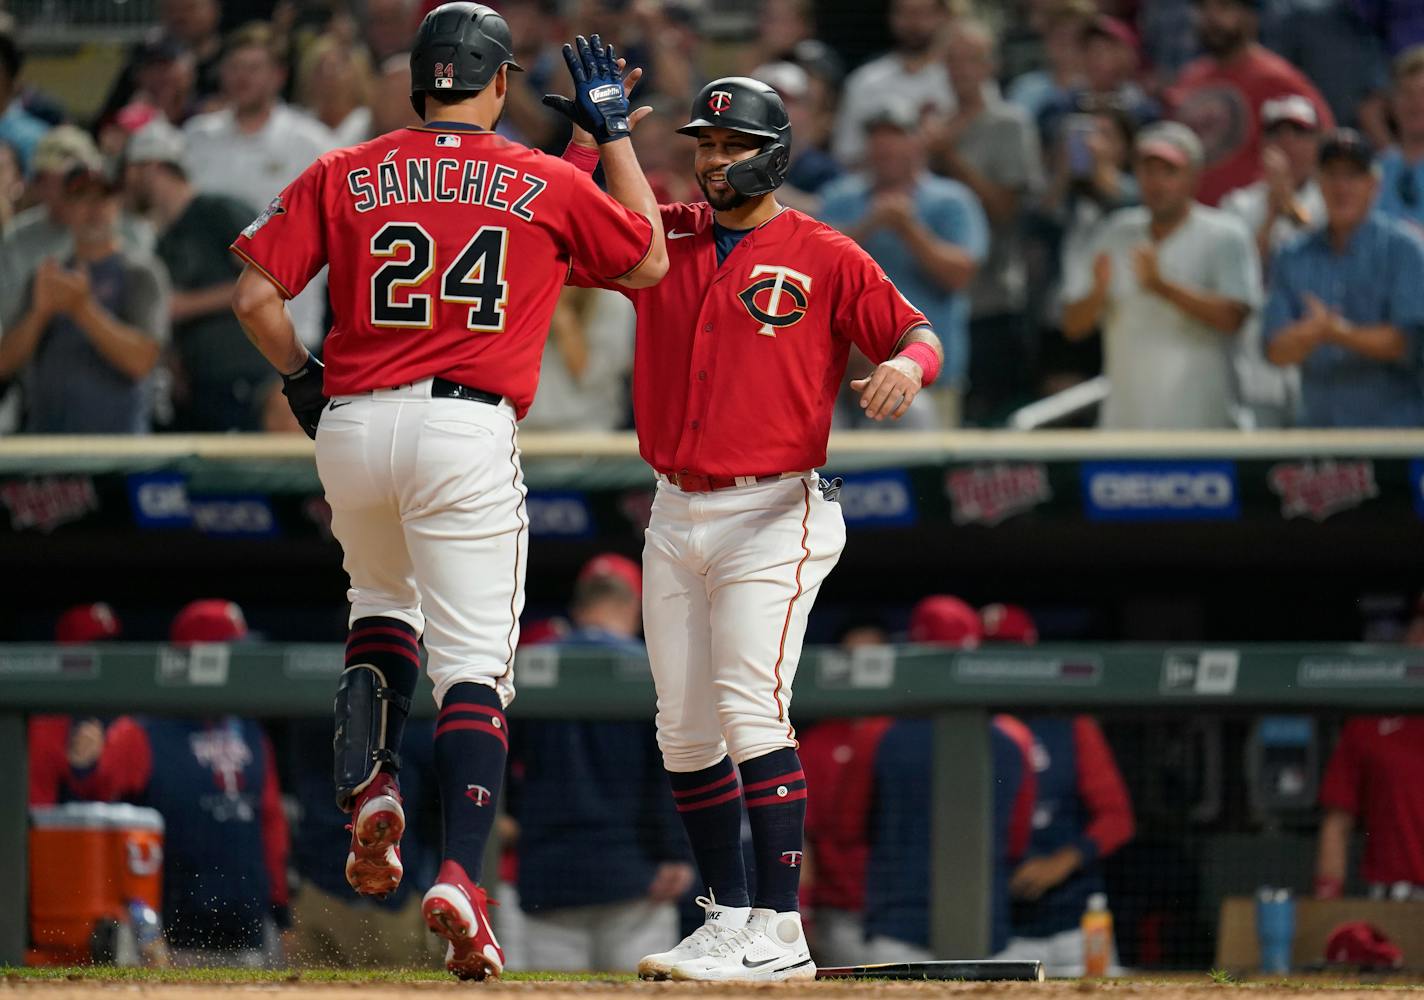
1080, 461, 1240, 522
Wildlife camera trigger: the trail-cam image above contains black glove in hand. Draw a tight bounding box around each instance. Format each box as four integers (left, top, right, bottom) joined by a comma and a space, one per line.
281, 354, 327, 440
542, 34, 631, 143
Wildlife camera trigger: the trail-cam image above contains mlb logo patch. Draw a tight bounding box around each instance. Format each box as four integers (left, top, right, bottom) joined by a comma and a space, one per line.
436, 134, 461, 147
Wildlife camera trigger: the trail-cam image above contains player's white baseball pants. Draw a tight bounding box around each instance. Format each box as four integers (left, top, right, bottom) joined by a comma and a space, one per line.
643, 474, 846, 771
314, 378, 527, 708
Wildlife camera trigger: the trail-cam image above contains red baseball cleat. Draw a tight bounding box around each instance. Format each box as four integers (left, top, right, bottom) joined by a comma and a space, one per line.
344, 772, 405, 897
422, 860, 504, 980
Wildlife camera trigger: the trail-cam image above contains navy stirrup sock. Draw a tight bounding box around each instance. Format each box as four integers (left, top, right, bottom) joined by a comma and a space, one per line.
667, 756, 750, 907
434, 681, 508, 880
738, 748, 807, 912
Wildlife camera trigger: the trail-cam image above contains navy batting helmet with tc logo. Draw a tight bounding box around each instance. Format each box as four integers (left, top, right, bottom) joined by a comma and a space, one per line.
678, 77, 794, 198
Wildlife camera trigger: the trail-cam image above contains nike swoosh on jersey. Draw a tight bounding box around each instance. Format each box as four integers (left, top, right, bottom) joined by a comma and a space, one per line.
667, 231, 695, 239
328, 400, 353, 410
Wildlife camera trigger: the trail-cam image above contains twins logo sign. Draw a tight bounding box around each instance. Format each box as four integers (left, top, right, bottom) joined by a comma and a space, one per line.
738, 265, 811, 337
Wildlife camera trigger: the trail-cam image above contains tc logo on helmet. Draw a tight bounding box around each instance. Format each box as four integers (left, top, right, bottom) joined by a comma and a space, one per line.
708, 90, 733, 113
738, 265, 812, 337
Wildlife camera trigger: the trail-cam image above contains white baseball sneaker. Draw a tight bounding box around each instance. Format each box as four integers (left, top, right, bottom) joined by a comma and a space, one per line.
667, 907, 816, 982
638, 892, 750, 980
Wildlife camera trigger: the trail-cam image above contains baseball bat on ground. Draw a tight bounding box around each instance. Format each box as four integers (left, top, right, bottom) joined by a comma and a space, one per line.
814, 959, 1046, 982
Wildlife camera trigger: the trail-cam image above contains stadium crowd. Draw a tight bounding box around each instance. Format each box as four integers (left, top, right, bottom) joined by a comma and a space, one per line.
2, 0, 1424, 432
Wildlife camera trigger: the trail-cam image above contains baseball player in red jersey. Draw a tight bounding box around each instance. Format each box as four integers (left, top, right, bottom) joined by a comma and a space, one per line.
230, 4, 666, 979
551, 75, 944, 981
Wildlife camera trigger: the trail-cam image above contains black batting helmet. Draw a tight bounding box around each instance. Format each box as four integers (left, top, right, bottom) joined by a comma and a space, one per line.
410, 2, 523, 118
678, 77, 793, 197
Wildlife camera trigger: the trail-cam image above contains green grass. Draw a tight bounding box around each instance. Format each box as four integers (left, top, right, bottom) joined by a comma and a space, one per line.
2, 966, 637, 984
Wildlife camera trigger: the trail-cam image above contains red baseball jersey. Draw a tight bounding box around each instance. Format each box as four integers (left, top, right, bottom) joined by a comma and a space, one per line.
1320, 716, 1424, 885
571, 202, 929, 477
230, 122, 653, 417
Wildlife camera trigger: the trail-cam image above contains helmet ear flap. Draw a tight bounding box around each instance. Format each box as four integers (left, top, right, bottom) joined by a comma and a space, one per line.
725, 141, 791, 198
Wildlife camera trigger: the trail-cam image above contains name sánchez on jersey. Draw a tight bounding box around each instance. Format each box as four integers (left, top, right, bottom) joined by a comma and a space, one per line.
347, 156, 547, 221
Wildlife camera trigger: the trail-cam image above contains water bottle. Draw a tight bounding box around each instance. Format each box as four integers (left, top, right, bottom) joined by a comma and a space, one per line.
127, 899, 168, 967
1081, 892, 1113, 977
1255, 887, 1295, 974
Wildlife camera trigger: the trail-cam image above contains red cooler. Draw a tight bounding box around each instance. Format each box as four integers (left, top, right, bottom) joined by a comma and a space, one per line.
28, 802, 164, 965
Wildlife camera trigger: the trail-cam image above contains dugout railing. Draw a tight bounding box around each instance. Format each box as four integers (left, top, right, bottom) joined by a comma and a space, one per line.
3, 641, 1423, 966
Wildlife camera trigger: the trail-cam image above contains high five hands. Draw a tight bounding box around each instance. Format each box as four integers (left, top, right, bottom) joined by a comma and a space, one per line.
542, 35, 651, 144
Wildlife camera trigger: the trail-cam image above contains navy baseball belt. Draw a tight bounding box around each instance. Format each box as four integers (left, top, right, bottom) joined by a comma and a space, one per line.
431, 377, 501, 406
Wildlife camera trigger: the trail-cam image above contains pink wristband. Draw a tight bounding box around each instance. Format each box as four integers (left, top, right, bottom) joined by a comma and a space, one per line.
897, 340, 941, 387
562, 141, 600, 175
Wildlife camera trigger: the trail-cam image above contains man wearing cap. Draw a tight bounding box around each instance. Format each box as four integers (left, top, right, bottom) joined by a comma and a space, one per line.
508, 554, 694, 972
28, 604, 122, 808
1167, 0, 1333, 207
860, 601, 1037, 963
1218, 94, 1322, 427
1062, 121, 1261, 429
1222, 95, 1325, 261
0, 164, 170, 433
821, 100, 986, 427
67, 599, 293, 967
1264, 129, 1424, 427
0, 126, 154, 332
127, 120, 272, 431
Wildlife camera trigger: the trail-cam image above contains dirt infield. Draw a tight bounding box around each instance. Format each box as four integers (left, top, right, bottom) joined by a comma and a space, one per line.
6, 978, 1424, 1000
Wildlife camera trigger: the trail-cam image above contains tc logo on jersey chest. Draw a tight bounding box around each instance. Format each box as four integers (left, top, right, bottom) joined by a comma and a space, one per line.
738, 265, 812, 337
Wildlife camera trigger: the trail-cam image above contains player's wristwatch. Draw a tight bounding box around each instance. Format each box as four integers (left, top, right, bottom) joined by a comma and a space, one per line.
281, 354, 328, 440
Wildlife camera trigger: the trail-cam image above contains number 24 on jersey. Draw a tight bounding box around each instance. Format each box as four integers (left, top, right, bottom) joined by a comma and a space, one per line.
370, 222, 509, 333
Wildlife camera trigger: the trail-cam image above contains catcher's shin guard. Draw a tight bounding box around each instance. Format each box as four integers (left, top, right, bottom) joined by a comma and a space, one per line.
334, 661, 414, 812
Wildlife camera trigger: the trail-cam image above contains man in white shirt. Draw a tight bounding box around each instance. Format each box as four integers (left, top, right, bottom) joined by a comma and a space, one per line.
183, 22, 336, 348
1219, 94, 1323, 426
1062, 122, 1261, 429
833, 0, 955, 167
